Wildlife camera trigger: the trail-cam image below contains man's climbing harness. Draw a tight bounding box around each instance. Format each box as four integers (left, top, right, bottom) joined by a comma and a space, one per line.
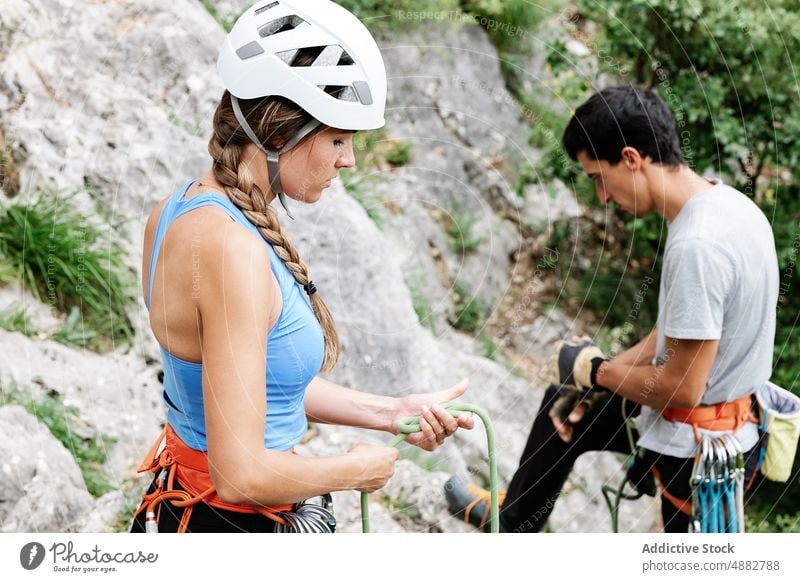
605, 381, 800, 533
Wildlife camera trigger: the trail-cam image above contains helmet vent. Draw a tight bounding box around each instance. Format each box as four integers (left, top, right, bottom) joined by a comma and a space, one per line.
258, 15, 308, 38
275, 45, 353, 67
254, 2, 279, 16
321, 85, 359, 103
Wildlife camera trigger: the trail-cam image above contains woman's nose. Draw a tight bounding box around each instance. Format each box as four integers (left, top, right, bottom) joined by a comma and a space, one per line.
336, 142, 356, 169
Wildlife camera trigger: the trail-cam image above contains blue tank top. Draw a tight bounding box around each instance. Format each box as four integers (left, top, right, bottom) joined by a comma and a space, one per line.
145, 181, 325, 451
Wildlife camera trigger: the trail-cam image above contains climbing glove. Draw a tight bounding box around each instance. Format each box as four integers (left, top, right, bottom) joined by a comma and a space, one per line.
548, 384, 612, 424
548, 335, 607, 391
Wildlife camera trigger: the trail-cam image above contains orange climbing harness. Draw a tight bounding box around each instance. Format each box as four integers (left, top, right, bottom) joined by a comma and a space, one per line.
662, 394, 755, 442
653, 394, 756, 516
133, 425, 293, 532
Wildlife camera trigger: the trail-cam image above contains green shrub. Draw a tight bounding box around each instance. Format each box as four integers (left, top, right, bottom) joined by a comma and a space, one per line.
0, 125, 20, 197
343, 174, 385, 229
408, 282, 436, 330
198, 0, 238, 32
445, 204, 484, 254
0, 306, 37, 337
746, 512, 800, 533
0, 191, 136, 351
110, 502, 140, 533
385, 140, 411, 167
461, 0, 554, 52
450, 283, 484, 332
480, 332, 499, 360
575, 0, 800, 194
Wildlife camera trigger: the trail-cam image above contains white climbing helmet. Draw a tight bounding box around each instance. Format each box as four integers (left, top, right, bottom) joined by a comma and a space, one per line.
218, 0, 387, 131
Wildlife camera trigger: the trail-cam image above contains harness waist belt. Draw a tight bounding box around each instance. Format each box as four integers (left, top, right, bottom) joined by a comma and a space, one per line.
661, 394, 754, 433
135, 424, 293, 531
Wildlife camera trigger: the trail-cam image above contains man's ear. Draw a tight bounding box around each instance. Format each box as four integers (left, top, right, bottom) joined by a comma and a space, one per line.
620, 146, 642, 170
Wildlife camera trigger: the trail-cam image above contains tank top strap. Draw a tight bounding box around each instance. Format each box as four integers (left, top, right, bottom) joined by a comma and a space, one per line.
146, 185, 290, 310
146, 182, 191, 310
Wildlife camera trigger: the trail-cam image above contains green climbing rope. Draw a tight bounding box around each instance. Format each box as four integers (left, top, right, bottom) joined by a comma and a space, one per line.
601, 398, 643, 532
360, 402, 499, 533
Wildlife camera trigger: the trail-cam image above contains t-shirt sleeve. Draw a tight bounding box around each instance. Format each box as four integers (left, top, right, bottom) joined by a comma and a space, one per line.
659, 239, 734, 340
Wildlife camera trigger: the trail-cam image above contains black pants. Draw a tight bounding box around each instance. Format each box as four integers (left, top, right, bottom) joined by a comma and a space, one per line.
500, 385, 761, 533
129, 473, 278, 533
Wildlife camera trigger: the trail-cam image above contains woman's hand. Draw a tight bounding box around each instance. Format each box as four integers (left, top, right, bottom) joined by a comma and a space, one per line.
346, 443, 400, 493
390, 378, 475, 451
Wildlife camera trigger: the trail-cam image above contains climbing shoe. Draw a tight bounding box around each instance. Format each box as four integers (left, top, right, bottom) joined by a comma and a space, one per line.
444, 475, 505, 532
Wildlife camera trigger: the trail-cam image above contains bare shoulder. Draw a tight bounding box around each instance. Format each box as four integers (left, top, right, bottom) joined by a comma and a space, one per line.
189, 211, 276, 311
187, 208, 271, 267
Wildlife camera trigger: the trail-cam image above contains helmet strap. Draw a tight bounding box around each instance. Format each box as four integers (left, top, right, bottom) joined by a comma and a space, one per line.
230, 95, 321, 220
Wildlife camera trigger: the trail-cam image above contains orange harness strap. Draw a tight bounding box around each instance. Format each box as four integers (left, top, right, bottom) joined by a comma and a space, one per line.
134, 425, 292, 532
654, 394, 756, 516
651, 466, 693, 517
662, 394, 755, 442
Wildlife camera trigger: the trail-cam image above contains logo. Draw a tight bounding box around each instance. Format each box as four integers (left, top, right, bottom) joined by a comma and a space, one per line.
20, 542, 46, 570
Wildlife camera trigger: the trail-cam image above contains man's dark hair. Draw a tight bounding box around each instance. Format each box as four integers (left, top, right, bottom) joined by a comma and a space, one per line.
562, 85, 685, 167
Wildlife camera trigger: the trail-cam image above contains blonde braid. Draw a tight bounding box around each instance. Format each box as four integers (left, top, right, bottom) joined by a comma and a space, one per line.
208, 94, 340, 371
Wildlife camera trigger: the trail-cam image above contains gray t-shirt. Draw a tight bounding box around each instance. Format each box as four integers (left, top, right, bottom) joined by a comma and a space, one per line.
635, 180, 778, 457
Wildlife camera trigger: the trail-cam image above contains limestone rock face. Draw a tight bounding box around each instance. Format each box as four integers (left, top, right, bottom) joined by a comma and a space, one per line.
0, 0, 656, 533
0, 406, 93, 532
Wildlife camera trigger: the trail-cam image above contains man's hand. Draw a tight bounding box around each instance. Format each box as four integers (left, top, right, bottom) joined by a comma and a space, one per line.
551, 400, 588, 443
547, 381, 612, 443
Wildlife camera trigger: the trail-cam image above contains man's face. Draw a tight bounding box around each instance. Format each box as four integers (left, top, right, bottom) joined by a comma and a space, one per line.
577, 150, 652, 216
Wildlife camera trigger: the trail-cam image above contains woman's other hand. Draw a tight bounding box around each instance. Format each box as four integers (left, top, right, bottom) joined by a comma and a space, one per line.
392, 378, 475, 451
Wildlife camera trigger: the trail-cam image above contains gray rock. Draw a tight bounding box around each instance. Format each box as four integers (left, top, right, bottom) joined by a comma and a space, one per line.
0, 283, 61, 336
507, 307, 580, 358
0, 331, 165, 491
0, 405, 93, 532
519, 179, 582, 230
0, 0, 221, 222
77, 491, 129, 533
549, 452, 661, 533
